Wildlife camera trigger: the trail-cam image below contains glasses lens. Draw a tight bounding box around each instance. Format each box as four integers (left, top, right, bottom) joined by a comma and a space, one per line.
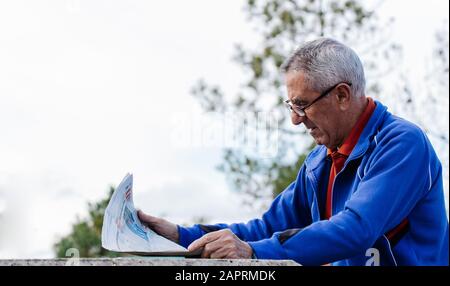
284, 101, 293, 111
285, 101, 305, 117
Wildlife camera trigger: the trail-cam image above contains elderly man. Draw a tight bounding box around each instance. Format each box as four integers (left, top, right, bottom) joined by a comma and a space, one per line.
138, 38, 449, 266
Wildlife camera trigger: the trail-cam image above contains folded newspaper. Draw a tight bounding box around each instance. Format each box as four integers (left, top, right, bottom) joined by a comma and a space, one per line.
101, 173, 200, 256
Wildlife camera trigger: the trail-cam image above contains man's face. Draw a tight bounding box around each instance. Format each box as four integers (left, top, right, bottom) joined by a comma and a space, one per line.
285, 71, 345, 149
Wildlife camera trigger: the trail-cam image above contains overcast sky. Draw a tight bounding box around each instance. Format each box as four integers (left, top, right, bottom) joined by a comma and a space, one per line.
0, 0, 448, 258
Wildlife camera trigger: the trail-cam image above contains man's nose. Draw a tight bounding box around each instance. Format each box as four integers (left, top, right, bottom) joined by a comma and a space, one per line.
291, 112, 306, 125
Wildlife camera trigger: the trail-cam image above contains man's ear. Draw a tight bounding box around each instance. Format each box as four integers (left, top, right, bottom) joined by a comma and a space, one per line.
336, 84, 352, 111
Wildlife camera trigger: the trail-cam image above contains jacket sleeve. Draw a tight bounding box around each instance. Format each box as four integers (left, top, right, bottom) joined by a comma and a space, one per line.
248, 125, 435, 265
177, 165, 313, 248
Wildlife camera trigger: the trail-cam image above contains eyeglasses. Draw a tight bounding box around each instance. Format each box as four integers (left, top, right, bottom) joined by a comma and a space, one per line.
284, 82, 352, 117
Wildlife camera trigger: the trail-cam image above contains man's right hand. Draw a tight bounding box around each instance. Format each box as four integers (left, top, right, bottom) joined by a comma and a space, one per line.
137, 210, 179, 243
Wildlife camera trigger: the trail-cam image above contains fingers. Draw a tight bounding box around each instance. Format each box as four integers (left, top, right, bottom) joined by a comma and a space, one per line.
200, 239, 225, 258
201, 229, 253, 259
188, 231, 221, 252
209, 246, 231, 259
137, 211, 179, 243
137, 210, 158, 225
188, 229, 244, 259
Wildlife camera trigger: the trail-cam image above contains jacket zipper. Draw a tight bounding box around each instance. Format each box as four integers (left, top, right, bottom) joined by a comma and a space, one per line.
329, 152, 365, 217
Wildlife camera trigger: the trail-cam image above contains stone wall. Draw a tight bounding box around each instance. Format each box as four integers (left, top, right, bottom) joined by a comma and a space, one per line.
0, 258, 300, 266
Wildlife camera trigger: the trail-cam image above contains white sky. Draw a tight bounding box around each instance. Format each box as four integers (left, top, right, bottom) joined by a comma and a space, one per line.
0, 0, 448, 258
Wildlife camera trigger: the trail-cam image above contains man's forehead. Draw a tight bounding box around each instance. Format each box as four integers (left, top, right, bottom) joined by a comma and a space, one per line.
285, 71, 313, 103
285, 70, 307, 85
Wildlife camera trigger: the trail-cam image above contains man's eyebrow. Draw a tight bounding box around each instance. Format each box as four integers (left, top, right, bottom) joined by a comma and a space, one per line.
291, 97, 308, 106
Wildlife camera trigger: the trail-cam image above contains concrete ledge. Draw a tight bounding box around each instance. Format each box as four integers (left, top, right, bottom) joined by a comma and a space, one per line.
0, 258, 300, 266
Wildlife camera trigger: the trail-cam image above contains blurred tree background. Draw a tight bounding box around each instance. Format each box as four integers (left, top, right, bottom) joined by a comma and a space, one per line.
54, 187, 121, 258
53, 0, 448, 257
191, 0, 403, 210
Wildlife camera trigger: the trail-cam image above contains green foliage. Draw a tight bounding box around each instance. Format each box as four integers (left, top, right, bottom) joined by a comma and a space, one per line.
54, 187, 122, 258
271, 146, 311, 198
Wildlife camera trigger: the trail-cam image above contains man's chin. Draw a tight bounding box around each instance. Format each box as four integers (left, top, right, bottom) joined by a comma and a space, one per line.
312, 137, 323, 145
311, 136, 328, 147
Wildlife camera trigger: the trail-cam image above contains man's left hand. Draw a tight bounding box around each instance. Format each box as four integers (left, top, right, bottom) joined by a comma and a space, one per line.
187, 229, 253, 259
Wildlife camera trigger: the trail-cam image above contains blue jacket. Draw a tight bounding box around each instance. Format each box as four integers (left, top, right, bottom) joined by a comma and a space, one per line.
178, 101, 449, 266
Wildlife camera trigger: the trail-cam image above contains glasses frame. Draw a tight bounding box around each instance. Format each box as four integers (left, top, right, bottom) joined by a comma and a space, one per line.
285, 82, 352, 117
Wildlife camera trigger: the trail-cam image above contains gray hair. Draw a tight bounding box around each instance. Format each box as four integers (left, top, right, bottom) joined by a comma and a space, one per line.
280, 38, 366, 97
